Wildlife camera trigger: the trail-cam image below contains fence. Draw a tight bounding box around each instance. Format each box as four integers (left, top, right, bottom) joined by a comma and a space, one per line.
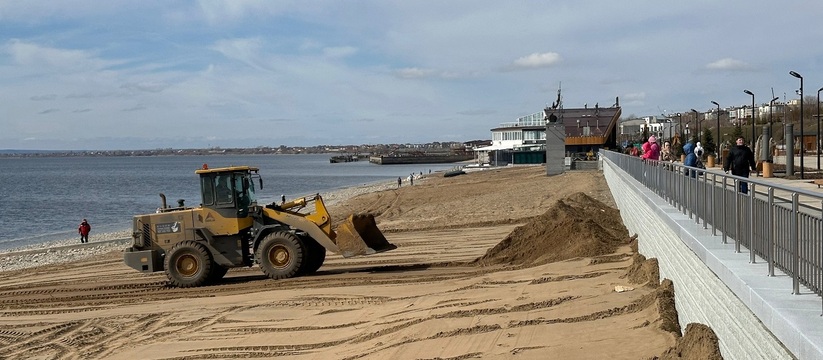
602, 150, 823, 313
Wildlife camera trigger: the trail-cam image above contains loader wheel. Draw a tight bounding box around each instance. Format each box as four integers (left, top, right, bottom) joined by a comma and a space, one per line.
256, 231, 306, 280
164, 241, 212, 288
300, 237, 326, 275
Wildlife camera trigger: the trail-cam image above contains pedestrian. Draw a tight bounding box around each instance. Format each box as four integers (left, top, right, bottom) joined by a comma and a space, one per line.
397, 176, 402, 188
627, 143, 640, 156
78, 219, 91, 243
281, 195, 286, 205
683, 141, 698, 177
724, 136, 757, 194
641, 135, 660, 161
661, 141, 673, 162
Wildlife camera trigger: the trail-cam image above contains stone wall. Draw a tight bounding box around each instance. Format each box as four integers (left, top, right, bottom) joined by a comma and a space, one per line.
602, 160, 794, 360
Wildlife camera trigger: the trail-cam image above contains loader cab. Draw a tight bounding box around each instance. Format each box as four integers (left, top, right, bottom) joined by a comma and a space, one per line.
196, 165, 260, 218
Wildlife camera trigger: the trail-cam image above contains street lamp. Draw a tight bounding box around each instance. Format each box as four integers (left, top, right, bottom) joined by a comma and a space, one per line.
818, 87, 823, 171
790, 70, 804, 179
677, 112, 683, 144
744, 90, 755, 146
769, 96, 779, 136
690, 109, 699, 142
711, 101, 720, 156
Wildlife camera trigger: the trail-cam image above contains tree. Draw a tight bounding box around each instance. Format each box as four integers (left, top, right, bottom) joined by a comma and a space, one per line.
702, 128, 716, 156
732, 125, 744, 142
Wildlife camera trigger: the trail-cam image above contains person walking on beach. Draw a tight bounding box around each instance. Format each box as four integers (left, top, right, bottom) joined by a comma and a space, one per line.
397, 176, 402, 188
724, 136, 757, 194
78, 219, 91, 244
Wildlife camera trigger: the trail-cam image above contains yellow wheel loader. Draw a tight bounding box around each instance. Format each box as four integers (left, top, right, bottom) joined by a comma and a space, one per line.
124, 165, 395, 287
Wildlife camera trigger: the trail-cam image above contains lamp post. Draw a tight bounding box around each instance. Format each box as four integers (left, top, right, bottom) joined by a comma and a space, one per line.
677, 112, 683, 144
790, 70, 804, 179
711, 101, 720, 156
744, 90, 755, 146
769, 96, 779, 137
690, 109, 699, 142
817, 87, 822, 171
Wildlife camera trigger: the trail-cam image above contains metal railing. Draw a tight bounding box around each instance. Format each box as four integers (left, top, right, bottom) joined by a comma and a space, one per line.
602, 150, 823, 313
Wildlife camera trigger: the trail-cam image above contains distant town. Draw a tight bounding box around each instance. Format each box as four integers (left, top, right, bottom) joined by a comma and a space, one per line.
0, 141, 490, 158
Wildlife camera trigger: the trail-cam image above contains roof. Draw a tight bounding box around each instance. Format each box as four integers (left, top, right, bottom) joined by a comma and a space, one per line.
474, 144, 514, 151
194, 165, 259, 174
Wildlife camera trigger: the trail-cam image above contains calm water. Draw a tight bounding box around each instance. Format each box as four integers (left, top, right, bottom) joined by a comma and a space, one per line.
0, 154, 456, 251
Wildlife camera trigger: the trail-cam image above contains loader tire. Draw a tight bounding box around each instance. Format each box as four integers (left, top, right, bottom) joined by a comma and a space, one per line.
256, 231, 306, 280
164, 241, 212, 288
299, 237, 326, 275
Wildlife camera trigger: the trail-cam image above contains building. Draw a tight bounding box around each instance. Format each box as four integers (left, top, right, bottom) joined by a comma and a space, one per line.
474, 104, 621, 165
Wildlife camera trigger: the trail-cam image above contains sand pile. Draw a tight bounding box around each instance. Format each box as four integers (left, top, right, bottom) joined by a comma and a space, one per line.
473, 192, 630, 267
657, 323, 724, 360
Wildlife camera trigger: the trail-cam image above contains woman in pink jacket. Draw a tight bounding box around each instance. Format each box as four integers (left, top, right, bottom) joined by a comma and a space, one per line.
641, 135, 661, 160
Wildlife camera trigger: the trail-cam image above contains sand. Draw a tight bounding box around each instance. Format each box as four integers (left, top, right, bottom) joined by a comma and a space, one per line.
0, 166, 722, 359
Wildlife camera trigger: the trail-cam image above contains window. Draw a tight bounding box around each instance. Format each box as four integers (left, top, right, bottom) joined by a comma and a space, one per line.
215, 174, 233, 204
201, 177, 214, 205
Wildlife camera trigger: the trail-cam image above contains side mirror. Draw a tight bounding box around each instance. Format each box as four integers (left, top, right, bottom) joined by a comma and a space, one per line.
258, 178, 263, 190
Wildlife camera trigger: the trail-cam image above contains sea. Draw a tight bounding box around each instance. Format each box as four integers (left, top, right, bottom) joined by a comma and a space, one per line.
0, 154, 458, 252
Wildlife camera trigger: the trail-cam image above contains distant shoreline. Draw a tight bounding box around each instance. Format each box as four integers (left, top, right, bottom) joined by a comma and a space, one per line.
0, 141, 476, 158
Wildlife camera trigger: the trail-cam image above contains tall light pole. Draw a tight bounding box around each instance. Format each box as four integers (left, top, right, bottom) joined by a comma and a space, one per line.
711, 101, 720, 156
769, 96, 779, 136
817, 87, 822, 171
690, 109, 699, 142
677, 112, 683, 142
744, 90, 755, 146
790, 70, 804, 179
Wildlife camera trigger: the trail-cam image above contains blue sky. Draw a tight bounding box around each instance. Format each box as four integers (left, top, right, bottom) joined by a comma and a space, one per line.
1, 1, 822, 150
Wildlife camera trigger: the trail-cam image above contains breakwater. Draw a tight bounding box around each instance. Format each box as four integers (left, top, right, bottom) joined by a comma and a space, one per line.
369, 154, 473, 165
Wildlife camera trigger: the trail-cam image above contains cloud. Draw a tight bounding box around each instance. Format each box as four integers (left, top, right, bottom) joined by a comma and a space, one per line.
622, 92, 646, 101
458, 109, 496, 116
4, 39, 116, 71
510, 52, 562, 70
120, 82, 169, 93
210, 37, 267, 70
38, 108, 59, 114
323, 46, 357, 58
72, 108, 92, 113
705, 58, 752, 71
30, 94, 57, 101
394, 67, 434, 79
122, 104, 147, 112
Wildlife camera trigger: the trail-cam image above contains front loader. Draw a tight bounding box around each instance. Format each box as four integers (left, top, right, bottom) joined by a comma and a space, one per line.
124, 165, 395, 287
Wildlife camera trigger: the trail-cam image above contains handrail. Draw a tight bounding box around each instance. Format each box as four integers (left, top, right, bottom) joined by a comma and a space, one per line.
602, 150, 823, 314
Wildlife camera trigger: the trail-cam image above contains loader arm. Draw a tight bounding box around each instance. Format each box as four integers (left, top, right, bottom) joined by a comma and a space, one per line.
261, 202, 341, 254
264, 194, 395, 257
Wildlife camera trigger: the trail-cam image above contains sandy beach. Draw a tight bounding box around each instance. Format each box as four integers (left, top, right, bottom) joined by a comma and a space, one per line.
0, 166, 721, 359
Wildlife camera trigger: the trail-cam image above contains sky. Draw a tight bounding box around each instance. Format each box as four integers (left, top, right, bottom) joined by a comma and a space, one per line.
1, 1, 822, 150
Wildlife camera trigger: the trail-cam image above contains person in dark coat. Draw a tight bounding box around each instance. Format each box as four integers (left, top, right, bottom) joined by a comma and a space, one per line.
78, 219, 91, 243
724, 136, 757, 194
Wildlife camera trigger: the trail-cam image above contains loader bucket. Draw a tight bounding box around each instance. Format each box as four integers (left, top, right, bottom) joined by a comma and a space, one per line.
335, 214, 396, 258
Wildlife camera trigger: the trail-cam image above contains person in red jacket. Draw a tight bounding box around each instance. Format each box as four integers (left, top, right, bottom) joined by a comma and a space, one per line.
78, 219, 91, 243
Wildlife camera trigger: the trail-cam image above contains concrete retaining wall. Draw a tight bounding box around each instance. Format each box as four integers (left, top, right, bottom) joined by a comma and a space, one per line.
602, 161, 794, 360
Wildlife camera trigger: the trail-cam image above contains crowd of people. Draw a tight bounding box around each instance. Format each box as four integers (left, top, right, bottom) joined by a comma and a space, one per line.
625, 135, 757, 192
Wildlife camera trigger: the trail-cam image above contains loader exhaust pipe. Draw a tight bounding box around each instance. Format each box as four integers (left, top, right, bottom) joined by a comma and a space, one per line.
159, 193, 167, 209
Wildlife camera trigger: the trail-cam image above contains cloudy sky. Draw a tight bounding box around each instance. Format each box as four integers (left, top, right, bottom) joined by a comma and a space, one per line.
1, 1, 822, 150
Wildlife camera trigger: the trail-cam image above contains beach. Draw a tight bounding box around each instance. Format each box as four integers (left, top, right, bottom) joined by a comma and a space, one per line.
0, 166, 721, 359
